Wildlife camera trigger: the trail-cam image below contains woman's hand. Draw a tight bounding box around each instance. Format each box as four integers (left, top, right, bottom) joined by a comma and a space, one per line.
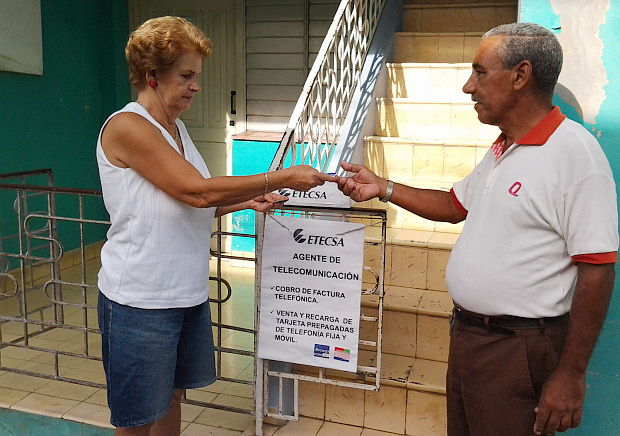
249, 192, 288, 213
280, 165, 335, 192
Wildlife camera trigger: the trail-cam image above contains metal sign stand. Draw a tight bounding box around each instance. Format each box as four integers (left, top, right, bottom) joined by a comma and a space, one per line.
254, 205, 387, 435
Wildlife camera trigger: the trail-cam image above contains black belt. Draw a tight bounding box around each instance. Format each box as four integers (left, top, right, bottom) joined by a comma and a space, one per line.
452, 306, 570, 336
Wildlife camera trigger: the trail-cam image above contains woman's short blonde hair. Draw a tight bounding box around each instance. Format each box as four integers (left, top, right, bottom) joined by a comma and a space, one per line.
126, 16, 212, 90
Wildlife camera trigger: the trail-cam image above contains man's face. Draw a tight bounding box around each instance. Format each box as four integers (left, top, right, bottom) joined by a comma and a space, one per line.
462, 36, 516, 126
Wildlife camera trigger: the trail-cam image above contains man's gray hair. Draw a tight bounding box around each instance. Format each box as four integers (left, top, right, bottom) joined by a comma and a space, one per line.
484, 22, 563, 96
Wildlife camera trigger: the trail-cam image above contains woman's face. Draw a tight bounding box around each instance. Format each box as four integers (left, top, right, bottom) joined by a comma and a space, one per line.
157, 49, 203, 114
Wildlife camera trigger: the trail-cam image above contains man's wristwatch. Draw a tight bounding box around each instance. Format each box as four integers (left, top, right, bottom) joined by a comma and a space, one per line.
380, 179, 394, 203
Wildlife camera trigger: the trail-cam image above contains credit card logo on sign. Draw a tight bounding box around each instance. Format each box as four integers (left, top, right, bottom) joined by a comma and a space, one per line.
334, 347, 350, 362
314, 344, 330, 358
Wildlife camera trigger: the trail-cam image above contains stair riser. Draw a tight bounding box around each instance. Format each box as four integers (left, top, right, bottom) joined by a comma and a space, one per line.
356, 196, 465, 234
403, 4, 517, 33
395, 33, 481, 63
364, 139, 488, 187
364, 241, 451, 291
376, 100, 499, 142
360, 307, 450, 362
387, 64, 472, 101
298, 381, 447, 435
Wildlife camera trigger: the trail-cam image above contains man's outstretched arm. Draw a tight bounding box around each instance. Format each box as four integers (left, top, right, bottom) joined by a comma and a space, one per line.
335, 161, 466, 224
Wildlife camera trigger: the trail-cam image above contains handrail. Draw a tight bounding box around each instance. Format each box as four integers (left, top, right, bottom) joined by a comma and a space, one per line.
270, 0, 386, 173
0, 168, 53, 181
0, 168, 101, 196
0, 183, 102, 196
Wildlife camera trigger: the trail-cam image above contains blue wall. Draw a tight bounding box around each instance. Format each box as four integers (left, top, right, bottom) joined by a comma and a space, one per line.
231, 140, 279, 252
521, 1, 620, 434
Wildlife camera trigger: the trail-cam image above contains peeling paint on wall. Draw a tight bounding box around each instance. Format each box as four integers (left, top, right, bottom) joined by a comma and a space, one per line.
550, 0, 609, 124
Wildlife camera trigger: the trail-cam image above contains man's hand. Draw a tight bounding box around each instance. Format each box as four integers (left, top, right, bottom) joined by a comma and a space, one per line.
334, 161, 387, 202
533, 367, 585, 434
533, 262, 615, 435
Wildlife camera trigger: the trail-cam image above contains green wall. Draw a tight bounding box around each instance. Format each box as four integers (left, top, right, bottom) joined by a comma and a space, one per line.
0, 0, 130, 253
521, 2, 620, 434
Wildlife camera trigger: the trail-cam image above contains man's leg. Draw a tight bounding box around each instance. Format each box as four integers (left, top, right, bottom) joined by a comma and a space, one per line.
446, 325, 470, 436
447, 318, 568, 436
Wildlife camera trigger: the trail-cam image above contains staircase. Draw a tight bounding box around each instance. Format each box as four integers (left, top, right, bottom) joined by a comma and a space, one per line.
294, 1, 517, 435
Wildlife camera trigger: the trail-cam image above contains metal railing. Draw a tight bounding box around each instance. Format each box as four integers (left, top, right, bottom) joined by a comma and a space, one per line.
0, 169, 109, 387
0, 169, 260, 416
271, 0, 387, 173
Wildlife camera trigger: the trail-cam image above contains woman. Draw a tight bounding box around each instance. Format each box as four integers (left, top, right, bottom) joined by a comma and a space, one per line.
96, 16, 332, 435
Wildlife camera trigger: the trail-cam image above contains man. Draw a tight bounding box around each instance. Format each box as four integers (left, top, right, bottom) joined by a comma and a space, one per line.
335, 23, 617, 435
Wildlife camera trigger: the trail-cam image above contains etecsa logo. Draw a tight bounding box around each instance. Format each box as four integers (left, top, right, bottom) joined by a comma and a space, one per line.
291, 229, 344, 247
293, 229, 306, 243
278, 188, 292, 197
277, 188, 327, 199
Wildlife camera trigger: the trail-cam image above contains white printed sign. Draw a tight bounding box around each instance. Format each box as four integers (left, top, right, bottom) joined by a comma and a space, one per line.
258, 215, 365, 372
275, 181, 353, 208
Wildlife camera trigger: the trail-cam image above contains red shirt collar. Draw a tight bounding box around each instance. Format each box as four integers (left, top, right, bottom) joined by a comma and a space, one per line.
492, 106, 566, 159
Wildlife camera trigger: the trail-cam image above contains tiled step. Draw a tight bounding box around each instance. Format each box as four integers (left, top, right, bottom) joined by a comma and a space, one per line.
362, 228, 458, 290
360, 286, 452, 362
395, 31, 483, 63
7, 241, 104, 284
376, 98, 499, 142
403, 2, 517, 33
295, 352, 448, 434
363, 135, 488, 187
387, 62, 472, 101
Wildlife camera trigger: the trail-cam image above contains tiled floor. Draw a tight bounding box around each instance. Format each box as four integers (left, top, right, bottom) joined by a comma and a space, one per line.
0, 408, 113, 435
0, 256, 402, 435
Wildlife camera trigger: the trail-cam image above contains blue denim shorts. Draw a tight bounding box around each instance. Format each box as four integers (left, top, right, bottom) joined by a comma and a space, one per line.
98, 292, 216, 428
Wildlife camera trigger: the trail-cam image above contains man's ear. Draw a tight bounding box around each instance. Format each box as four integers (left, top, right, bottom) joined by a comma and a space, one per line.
513, 60, 532, 91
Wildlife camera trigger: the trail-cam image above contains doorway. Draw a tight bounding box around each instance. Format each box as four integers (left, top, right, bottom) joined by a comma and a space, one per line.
130, 0, 245, 177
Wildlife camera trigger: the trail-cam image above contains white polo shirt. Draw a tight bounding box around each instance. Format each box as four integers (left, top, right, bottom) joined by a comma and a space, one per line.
446, 107, 618, 318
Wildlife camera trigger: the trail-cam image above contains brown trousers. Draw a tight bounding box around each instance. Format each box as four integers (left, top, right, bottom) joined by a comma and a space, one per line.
447, 314, 569, 436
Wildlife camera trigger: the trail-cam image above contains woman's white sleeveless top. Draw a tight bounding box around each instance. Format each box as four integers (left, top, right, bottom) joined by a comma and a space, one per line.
96, 102, 215, 308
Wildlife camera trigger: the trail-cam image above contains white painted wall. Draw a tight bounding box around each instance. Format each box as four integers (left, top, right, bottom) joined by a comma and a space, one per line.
0, 0, 43, 75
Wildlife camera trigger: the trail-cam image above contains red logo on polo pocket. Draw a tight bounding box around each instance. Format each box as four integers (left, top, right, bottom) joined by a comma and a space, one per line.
509, 182, 521, 197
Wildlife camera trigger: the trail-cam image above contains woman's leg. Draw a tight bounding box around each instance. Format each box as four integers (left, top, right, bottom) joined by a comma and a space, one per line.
98, 292, 183, 432
150, 389, 185, 436
113, 390, 184, 436
114, 423, 152, 435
